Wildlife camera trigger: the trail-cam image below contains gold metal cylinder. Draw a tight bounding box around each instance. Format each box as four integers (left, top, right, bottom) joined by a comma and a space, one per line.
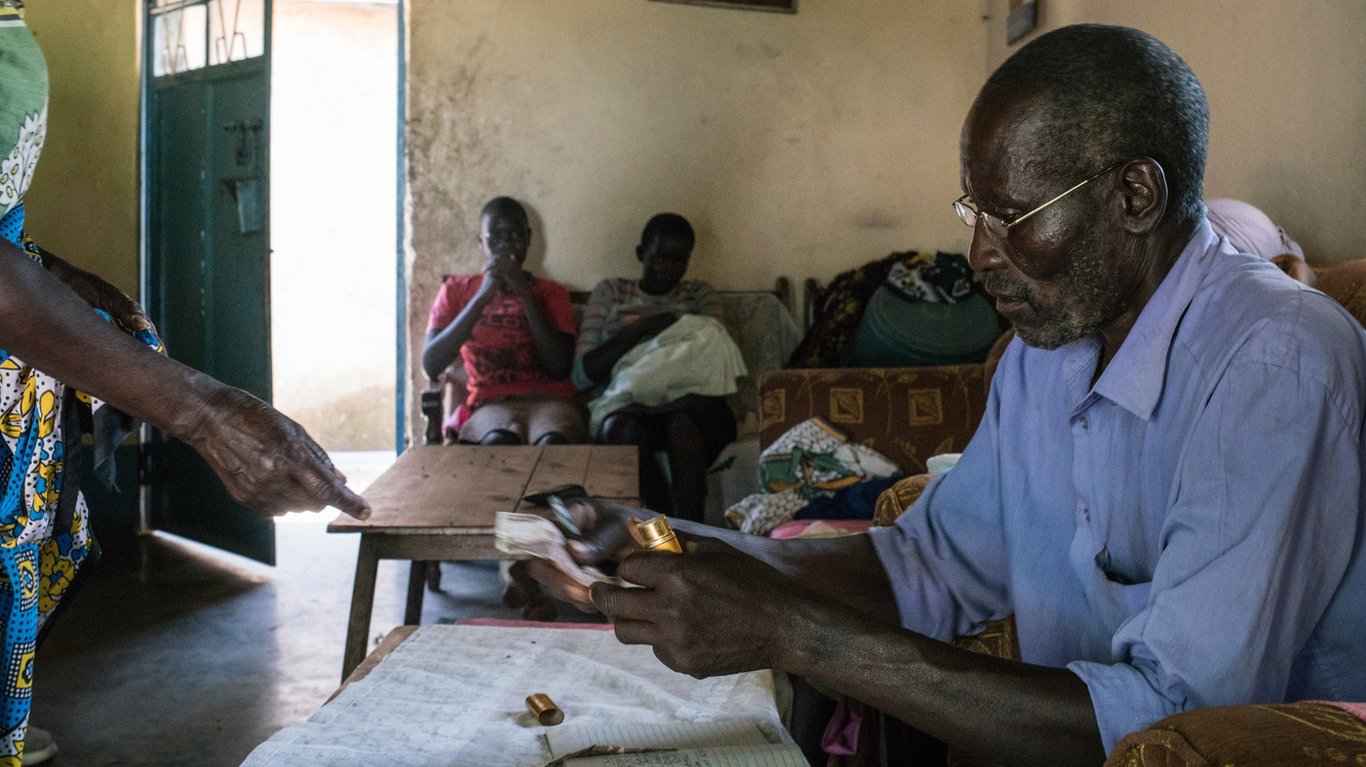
633, 515, 683, 554
525, 693, 564, 726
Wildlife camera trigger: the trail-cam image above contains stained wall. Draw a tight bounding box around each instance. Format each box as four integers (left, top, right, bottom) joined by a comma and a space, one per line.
985, 0, 1366, 264
405, 0, 988, 429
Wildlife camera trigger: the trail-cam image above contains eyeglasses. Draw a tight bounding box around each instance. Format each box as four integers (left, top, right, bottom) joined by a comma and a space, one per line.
953, 161, 1124, 239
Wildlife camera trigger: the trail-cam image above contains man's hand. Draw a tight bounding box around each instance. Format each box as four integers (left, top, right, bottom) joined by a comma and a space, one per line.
181, 385, 371, 519
45, 251, 158, 336
589, 541, 815, 678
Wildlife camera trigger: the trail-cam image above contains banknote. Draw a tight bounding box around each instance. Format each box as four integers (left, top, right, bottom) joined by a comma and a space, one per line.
495, 511, 619, 588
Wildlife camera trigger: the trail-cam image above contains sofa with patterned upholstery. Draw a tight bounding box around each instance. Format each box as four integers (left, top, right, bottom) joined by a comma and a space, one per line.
757, 352, 1001, 479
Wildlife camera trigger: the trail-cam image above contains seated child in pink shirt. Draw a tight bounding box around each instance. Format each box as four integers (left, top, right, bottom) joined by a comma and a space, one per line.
423, 196, 585, 445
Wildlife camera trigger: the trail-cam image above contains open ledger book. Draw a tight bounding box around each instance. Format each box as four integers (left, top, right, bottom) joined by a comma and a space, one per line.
543, 719, 807, 767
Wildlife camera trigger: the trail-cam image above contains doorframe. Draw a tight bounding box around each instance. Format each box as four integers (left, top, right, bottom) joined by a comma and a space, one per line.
394, 0, 408, 454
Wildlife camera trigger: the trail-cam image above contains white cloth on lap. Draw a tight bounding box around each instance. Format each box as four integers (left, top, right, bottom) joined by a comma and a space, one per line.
587, 314, 747, 433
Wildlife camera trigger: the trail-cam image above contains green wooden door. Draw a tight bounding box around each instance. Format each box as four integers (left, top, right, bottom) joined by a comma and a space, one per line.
143, 0, 275, 564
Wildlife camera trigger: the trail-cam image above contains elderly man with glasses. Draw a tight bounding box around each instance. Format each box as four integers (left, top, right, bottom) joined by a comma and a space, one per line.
528, 23, 1366, 766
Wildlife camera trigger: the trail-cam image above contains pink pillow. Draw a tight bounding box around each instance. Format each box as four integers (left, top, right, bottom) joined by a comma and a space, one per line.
768, 520, 872, 540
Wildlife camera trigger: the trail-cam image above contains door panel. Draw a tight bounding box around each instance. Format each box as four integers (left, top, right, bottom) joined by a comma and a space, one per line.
144, 0, 275, 564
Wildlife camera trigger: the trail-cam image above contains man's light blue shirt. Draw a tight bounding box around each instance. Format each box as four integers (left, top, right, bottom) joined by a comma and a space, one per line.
869, 221, 1366, 751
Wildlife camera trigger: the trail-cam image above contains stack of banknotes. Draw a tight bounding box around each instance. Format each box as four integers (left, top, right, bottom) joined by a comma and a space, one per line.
494, 512, 620, 587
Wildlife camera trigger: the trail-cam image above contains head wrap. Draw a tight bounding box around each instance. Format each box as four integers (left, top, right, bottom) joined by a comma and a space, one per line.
1205, 198, 1305, 261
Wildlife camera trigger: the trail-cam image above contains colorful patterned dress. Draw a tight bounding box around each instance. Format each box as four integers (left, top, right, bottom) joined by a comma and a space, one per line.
0, 6, 161, 763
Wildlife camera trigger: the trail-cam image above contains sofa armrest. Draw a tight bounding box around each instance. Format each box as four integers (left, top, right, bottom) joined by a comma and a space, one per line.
420, 388, 444, 446
1316, 258, 1366, 328
1104, 702, 1366, 767
872, 473, 933, 527
420, 361, 469, 446
759, 365, 990, 474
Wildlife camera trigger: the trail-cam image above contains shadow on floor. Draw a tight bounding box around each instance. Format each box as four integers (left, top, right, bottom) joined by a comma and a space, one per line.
30, 518, 594, 767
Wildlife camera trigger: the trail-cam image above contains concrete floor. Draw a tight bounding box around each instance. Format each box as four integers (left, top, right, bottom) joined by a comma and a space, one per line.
28, 452, 592, 767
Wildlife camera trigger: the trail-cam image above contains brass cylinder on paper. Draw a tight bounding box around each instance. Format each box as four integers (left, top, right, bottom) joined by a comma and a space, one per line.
525, 693, 564, 726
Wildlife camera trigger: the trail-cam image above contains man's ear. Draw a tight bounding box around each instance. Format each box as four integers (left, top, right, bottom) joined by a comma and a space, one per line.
1116, 157, 1167, 235
635, 244, 645, 262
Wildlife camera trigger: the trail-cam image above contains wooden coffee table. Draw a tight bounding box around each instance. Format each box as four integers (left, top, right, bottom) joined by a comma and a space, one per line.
328, 444, 638, 679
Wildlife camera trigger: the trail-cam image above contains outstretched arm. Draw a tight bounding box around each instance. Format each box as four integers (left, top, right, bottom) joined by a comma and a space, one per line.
595, 546, 1104, 767
0, 243, 368, 519
527, 499, 901, 624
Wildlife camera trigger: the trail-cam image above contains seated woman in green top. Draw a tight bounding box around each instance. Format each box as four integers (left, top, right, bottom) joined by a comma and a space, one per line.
573, 214, 737, 521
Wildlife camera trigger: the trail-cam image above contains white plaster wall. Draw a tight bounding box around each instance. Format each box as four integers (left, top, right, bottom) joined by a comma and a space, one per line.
406, 0, 988, 432
985, 0, 1366, 265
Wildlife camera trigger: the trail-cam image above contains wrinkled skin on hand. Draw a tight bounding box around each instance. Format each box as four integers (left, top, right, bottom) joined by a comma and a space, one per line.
183, 386, 370, 519
590, 541, 813, 678
44, 250, 158, 335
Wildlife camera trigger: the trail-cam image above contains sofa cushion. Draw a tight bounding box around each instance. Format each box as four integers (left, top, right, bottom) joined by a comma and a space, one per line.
759, 366, 990, 475
1104, 702, 1366, 767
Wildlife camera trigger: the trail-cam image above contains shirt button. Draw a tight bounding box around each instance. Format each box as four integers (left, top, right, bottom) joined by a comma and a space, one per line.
1078, 416, 1089, 431
1081, 507, 1091, 521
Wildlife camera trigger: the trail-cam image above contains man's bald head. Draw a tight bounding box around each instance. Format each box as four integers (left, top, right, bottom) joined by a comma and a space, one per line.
978, 24, 1208, 224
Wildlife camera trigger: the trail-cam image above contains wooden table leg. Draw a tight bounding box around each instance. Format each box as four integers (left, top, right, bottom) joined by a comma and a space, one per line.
341, 535, 380, 681
404, 561, 427, 625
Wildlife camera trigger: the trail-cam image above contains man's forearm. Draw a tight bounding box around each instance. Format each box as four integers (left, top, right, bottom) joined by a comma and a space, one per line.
788, 604, 1105, 767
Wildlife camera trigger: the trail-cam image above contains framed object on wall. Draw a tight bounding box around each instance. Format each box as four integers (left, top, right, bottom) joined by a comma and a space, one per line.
652, 0, 797, 13
1006, 0, 1038, 45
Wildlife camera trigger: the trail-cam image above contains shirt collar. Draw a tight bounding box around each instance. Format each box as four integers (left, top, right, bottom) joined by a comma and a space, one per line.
1089, 220, 1219, 421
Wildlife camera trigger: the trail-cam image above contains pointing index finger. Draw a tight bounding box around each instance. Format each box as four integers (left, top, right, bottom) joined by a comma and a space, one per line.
333, 485, 372, 520
299, 463, 371, 520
